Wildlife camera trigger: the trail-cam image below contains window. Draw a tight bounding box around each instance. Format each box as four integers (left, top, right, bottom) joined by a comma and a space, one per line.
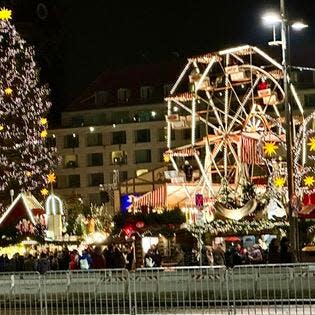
64, 134, 79, 148
140, 86, 154, 101
135, 149, 151, 163
111, 151, 127, 165
112, 111, 130, 124
88, 173, 104, 186
304, 94, 315, 107
182, 129, 191, 140
135, 129, 150, 143
87, 153, 103, 166
117, 88, 131, 103
86, 132, 102, 146
71, 116, 84, 127
158, 128, 175, 142
95, 91, 108, 105
112, 131, 126, 145
57, 176, 80, 189
69, 175, 80, 188
46, 136, 56, 148
63, 154, 78, 168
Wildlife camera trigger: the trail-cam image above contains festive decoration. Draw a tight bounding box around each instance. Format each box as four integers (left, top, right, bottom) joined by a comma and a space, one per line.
113, 208, 185, 237
40, 188, 49, 196
274, 176, 285, 188
187, 218, 289, 238
4, 87, 12, 95
40, 118, 47, 125
40, 130, 48, 138
0, 8, 11, 21
0, 9, 58, 211
307, 137, 315, 152
263, 141, 278, 157
304, 176, 315, 188
47, 172, 56, 184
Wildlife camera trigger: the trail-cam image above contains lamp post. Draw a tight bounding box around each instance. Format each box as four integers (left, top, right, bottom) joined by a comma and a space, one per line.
263, 0, 308, 261
279, 0, 298, 262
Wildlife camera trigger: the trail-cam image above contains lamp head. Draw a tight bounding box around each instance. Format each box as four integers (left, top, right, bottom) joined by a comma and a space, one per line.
291, 21, 308, 31
262, 13, 281, 25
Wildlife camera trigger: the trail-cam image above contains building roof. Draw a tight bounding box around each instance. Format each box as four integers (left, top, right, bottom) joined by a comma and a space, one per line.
65, 61, 185, 112
0, 192, 44, 228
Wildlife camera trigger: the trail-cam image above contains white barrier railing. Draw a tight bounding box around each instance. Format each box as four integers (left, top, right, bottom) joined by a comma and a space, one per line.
0, 264, 315, 314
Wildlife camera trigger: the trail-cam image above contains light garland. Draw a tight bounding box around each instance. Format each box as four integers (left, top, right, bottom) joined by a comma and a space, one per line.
187, 218, 289, 238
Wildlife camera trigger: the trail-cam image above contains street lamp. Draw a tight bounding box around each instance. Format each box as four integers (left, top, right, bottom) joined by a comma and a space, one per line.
262, 0, 308, 261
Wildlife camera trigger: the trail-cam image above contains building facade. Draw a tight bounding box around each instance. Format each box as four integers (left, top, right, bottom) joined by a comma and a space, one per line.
48, 62, 195, 209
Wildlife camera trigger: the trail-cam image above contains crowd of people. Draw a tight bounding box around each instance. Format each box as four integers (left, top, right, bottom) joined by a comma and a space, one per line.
0, 244, 134, 274
0, 236, 294, 273
170, 236, 293, 267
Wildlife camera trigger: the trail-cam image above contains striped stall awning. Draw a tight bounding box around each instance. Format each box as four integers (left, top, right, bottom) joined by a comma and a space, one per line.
133, 186, 166, 209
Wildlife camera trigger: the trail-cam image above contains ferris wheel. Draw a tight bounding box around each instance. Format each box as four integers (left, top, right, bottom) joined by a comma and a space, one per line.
165, 45, 290, 207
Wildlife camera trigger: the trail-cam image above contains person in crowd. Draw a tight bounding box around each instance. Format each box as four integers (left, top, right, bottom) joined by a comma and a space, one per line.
37, 253, 50, 274
69, 250, 79, 270
112, 245, 126, 269
59, 248, 70, 270
183, 160, 193, 182
172, 245, 185, 266
248, 244, 263, 264
151, 245, 162, 267
213, 243, 226, 266
79, 249, 92, 270
144, 247, 156, 267
50, 252, 59, 271
125, 246, 134, 270
280, 236, 293, 263
24, 254, 36, 271
103, 244, 115, 269
267, 238, 281, 263
258, 235, 268, 262
91, 246, 106, 269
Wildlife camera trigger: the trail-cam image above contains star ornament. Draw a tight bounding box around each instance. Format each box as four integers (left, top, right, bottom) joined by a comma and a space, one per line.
0, 8, 12, 21
40, 117, 47, 125
307, 137, 315, 152
4, 87, 12, 95
47, 172, 56, 184
40, 130, 48, 138
263, 141, 278, 157
304, 175, 315, 187
274, 176, 285, 188
40, 188, 49, 196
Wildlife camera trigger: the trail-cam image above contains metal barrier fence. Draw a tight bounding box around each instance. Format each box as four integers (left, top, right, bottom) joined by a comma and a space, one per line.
1, 264, 315, 315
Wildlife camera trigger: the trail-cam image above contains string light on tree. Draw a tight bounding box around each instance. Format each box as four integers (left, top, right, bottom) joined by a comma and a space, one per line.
0, 8, 58, 211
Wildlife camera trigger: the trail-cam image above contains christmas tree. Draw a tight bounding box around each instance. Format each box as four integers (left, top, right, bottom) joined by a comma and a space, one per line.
0, 8, 57, 211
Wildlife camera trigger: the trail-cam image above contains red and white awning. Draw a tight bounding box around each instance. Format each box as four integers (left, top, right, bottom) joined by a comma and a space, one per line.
133, 186, 166, 209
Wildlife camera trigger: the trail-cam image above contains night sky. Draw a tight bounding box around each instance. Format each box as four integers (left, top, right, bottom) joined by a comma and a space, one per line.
6, 0, 315, 121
